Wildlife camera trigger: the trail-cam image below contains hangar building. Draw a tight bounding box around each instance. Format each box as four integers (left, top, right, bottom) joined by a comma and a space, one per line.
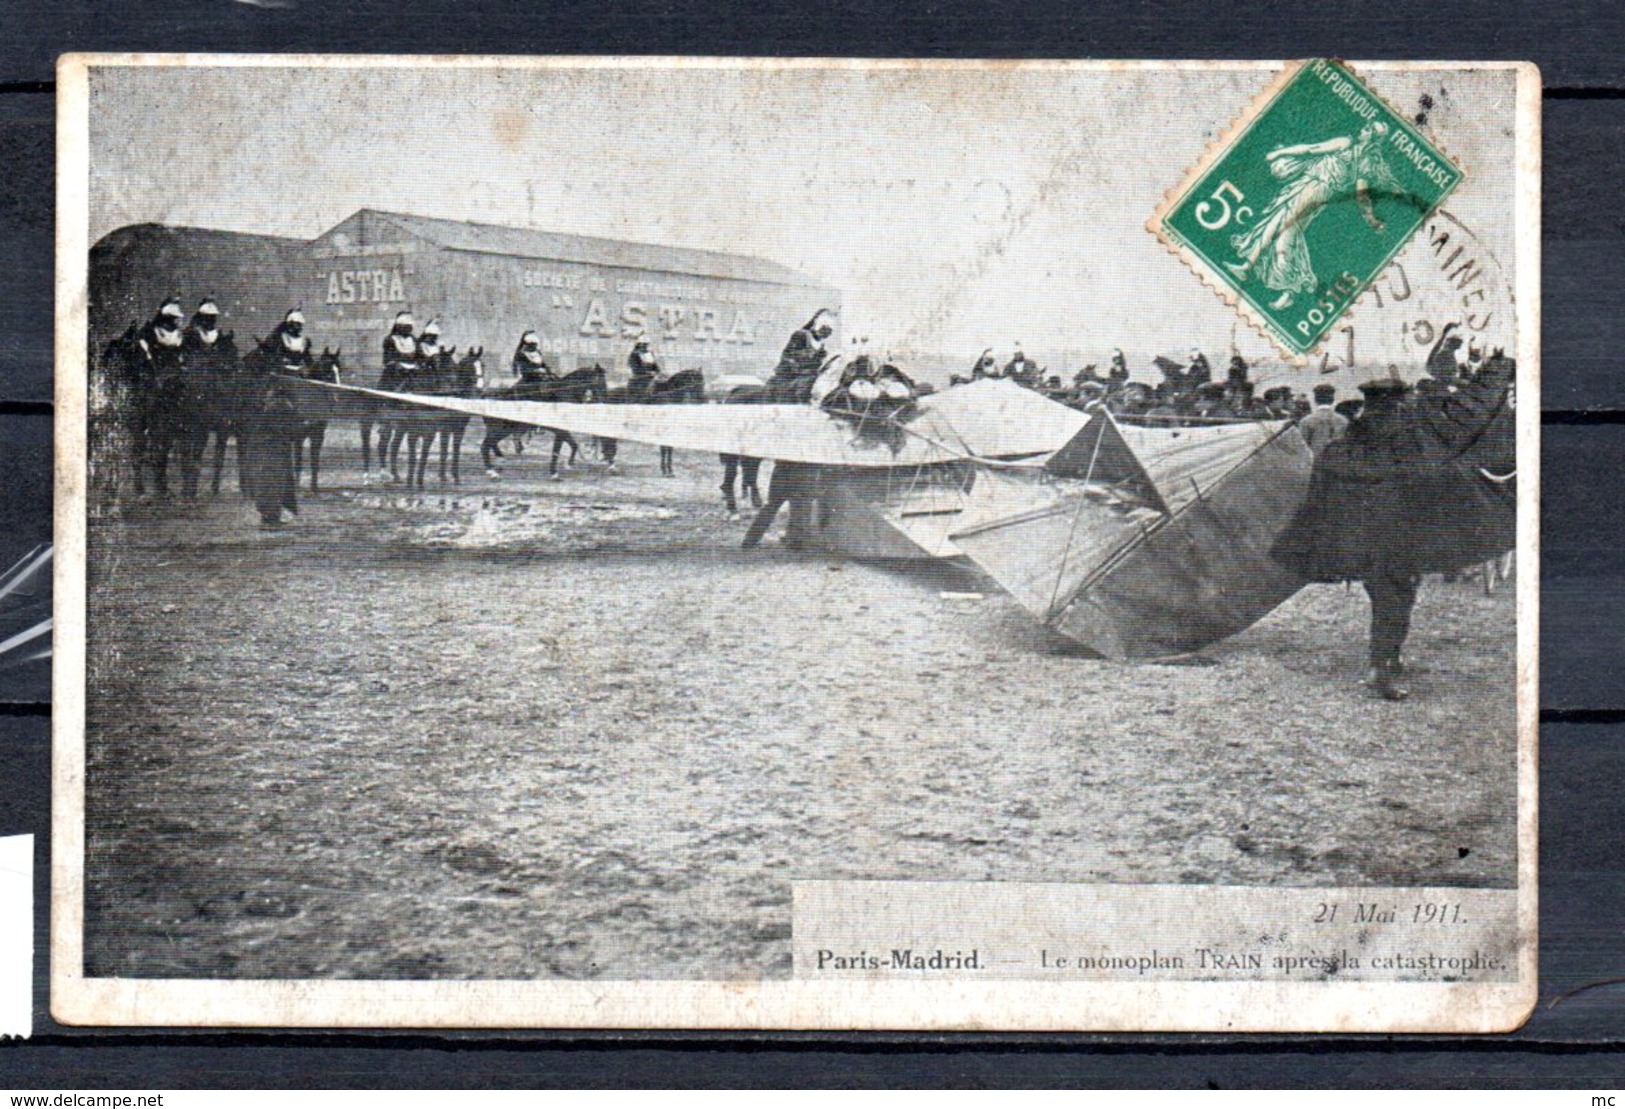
90, 209, 841, 384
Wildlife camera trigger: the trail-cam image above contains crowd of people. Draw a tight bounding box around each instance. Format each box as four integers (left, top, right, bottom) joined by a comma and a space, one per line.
100, 297, 322, 526
100, 296, 1515, 702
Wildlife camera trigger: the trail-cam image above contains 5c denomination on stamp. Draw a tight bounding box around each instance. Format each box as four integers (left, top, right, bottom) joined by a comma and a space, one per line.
1151, 58, 1463, 359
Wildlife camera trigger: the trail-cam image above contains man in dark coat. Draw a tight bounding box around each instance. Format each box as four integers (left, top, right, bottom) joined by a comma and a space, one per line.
741, 460, 822, 550
1273, 359, 1516, 700
240, 309, 312, 528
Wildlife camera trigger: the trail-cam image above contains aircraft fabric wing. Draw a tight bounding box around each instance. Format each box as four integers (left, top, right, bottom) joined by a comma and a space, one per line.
294, 378, 1087, 468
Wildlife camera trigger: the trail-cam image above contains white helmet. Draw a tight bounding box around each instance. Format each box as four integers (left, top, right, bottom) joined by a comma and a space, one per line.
284, 309, 306, 325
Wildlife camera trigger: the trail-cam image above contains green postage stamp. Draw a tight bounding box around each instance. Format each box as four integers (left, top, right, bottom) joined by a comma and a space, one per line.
1152, 58, 1463, 359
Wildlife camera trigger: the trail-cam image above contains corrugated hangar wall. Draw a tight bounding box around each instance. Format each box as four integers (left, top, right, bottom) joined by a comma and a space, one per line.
91, 209, 842, 387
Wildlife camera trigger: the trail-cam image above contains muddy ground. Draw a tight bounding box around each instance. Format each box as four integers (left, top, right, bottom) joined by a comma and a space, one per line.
82, 431, 1518, 980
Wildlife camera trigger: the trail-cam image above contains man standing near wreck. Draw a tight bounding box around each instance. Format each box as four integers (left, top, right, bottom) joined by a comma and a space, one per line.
1273, 360, 1516, 701
744, 312, 838, 549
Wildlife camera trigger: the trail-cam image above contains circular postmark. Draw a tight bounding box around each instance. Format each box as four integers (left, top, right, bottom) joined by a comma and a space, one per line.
1256, 208, 1516, 397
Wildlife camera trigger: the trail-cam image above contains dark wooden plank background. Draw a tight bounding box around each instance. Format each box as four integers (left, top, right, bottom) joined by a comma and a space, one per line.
2, 1, 1621, 1087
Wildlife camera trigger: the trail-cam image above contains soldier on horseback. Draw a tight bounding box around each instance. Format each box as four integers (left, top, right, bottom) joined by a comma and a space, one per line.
1109, 348, 1129, 382
627, 336, 660, 398
970, 348, 998, 380
1004, 344, 1038, 386
415, 319, 445, 382
134, 297, 188, 498
1186, 348, 1213, 388
764, 309, 835, 403
512, 330, 555, 390
180, 298, 238, 498
380, 311, 419, 390
745, 311, 839, 548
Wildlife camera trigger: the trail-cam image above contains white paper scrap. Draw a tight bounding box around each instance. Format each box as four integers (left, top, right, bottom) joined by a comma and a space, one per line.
0, 834, 33, 1038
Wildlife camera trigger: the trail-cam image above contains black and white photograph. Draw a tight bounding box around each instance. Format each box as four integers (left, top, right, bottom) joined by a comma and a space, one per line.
53, 56, 1537, 1031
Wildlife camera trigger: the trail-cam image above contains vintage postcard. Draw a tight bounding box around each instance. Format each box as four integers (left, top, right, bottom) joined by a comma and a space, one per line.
53, 56, 1539, 1031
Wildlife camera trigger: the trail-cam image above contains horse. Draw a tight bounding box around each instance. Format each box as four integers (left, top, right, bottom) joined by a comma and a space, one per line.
647, 369, 706, 476
186, 331, 247, 497
94, 322, 221, 502
423, 347, 484, 485
358, 350, 430, 486
601, 368, 706, 476
719, 383, 768, 517
292, 347, 344, 491
394, 346, 460, 488
91, 325, 150, 505
479, 366, 606, 480
357, 396, 394, 486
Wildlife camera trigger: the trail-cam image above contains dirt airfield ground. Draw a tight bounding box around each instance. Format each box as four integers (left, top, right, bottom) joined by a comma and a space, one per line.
81, 431, 1518, 980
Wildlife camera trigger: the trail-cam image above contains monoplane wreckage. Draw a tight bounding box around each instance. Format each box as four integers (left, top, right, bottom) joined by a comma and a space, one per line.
949, 417, 1315, 659
292, 375, 1319, 655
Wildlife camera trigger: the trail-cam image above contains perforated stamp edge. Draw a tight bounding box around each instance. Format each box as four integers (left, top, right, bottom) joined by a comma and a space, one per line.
1147, 58, 1464, 364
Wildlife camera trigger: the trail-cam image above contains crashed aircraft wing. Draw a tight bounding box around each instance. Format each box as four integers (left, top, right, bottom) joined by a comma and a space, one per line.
952, 416, 1315, 659
290, 377, 1088, 468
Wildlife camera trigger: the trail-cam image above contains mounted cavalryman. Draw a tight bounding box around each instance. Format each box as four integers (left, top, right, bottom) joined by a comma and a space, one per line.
1107, 348, 1130, 387
272, 309, 313, 373
512, 330, 555, 390
1004, 343, 1037, 385
381, 311, 419, 391
1186, 347, 1213, 388
134, 297, 188, 498
414, 319, 446, 385
747, 310, 839, 548
179, 298, 236, 499
627, 336, 661, 398
765, 309, 835, 403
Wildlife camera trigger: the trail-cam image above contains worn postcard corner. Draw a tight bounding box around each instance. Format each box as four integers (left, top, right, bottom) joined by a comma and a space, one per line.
53, 55, 1537, 1033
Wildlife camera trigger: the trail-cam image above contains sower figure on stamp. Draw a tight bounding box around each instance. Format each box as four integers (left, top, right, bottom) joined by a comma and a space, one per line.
239, 309, 311, 529
1273, 360, 1516, 701
1225, 121, 1401, 311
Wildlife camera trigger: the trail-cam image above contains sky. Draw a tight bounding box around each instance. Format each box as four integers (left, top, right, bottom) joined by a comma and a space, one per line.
85, 59, 1521, 375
